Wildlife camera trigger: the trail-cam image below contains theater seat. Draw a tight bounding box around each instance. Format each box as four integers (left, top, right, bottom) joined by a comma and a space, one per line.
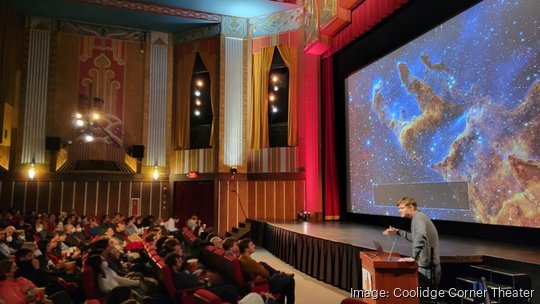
82, 266, 106, 303
193, 289, 228, 304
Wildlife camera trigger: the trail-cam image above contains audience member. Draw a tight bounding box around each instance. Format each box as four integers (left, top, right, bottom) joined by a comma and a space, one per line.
238, 238, 295, 304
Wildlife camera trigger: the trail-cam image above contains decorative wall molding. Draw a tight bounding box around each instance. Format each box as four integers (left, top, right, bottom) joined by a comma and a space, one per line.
28, 16, 53, 30
247, 147, 300, 173
59, 21, 144, 41
21, 21, 51, 164
223, 37, 244, 166
249, 7, 303, 38
172, 149, 215, 174
150, 31, 169, 46
173, 24, 221, 44
221, 16, 248, 38
75, 0, 221, 22
147, 32, 169, 167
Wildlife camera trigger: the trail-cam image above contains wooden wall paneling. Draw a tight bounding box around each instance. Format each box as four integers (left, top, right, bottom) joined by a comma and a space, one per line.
133, 182, 145, 217
108, 182, 120, 216
85, 182, 98, 218
145, 182, 157, 218
119, 181, 131, 216
227, 180, 237, 233
121, 182, 133, 216
275, 181, 285, 220
155, 182, 164, 219
295, 180, 305, 215
284, 181, 296, 219
255, 181, 266, 219
74, 182, 87, 216
62, 181, 75, 215
0, 180, 13, 210
218, 181, 229, 237
265, 181, 275, 221
43, 182, 55, 214
54, 182, 65, 214
97, 181, 109, 217
140, 182, 149, 217
25, 181, 38, 214
13, 182, 26, 212
247, 181, 256, 219
238, 181, 248, 223
36, 181, 49, 213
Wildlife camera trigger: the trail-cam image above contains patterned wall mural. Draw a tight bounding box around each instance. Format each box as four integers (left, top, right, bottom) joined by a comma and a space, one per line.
77, 37, 125, 146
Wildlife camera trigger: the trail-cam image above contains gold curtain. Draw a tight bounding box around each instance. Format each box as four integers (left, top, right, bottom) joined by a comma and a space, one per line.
250, 47, 275, 149
199, 48, 218, 148
276, 44, 298, 146
175, 51, 196, 149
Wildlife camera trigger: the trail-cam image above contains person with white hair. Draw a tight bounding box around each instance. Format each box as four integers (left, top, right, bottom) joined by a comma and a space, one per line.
209, 236, 223, 250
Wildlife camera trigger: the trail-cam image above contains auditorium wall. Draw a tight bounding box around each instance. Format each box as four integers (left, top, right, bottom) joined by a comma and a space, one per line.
216, 176, 305, 235
0, 174, 168, 219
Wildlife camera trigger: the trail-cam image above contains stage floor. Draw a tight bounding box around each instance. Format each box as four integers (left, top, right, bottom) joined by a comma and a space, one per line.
262, 220, 540, 266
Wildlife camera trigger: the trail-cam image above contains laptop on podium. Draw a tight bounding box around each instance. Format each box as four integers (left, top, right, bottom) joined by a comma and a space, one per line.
373, 240, 401, 261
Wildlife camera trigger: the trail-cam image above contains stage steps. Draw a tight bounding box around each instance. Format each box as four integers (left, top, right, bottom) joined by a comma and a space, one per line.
449, 264, 531, 304
225, 221, 251, 240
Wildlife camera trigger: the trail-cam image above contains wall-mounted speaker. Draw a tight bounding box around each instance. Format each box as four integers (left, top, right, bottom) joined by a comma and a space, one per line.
45, 136, 62, 151
127, 145, 144, 158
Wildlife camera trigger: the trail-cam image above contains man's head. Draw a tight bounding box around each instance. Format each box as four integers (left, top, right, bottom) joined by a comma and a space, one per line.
238, 238, 255, 255
164, 253, 183, 271
396, 197, 417, 218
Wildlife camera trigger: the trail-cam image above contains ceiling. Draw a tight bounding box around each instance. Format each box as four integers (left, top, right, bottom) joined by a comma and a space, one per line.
10, 0, 300, 33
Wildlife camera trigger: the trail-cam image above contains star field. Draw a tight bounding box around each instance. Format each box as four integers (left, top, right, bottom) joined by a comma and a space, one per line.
346, 0, 540, 227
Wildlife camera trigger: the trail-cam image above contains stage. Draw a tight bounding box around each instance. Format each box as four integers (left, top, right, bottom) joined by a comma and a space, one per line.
248, 219, 540, 303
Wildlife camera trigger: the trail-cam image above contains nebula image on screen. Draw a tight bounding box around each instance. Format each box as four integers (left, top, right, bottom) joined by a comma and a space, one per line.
346, 0, 540, 228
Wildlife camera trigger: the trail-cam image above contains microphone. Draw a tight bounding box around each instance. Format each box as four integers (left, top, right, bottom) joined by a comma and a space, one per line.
387, 234, 399, 261
387, 235, 398, 260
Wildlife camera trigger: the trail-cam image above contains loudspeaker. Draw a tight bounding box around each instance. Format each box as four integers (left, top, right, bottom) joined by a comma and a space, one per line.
127, 145, 144, 158
45, 136, 62, 151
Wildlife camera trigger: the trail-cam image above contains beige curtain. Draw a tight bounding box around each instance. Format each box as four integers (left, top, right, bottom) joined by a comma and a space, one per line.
250, 47, 275, 149
276, 44, 298, 146
175, 51, 196, 149
199, 47, 218, 148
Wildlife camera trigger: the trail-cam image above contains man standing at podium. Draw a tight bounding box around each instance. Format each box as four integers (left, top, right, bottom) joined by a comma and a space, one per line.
383, 197, 441, 290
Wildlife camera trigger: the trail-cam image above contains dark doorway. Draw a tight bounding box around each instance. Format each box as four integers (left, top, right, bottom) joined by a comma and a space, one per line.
174, 181, 215, 228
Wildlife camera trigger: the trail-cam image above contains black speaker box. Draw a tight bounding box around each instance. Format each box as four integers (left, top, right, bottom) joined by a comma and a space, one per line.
129, 145, 144, 158
45, 136, 62, 151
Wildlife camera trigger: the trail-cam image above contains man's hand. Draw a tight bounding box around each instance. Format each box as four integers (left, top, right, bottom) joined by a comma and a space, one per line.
399, 257, 415, 262
383, 226, 398, 235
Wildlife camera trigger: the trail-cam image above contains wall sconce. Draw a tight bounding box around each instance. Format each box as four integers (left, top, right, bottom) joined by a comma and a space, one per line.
28, 163, 36, 180
152, 166, 159, 181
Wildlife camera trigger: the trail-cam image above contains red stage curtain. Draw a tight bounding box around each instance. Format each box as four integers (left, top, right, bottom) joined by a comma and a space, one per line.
325, 0, 409, 57
322, 57, 340, 220
174, 181, 215, 228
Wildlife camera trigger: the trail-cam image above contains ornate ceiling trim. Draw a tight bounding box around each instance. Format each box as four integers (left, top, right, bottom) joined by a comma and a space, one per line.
74, 0, 222, 22
59, 21, 144, 41
249, 7, 302, 38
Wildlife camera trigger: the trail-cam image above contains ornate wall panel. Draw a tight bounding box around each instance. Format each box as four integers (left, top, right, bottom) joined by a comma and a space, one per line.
247, 147, 300, 173
222, 16, 248, 39
223, 37, 244, 166
147, 32, 169, 167
21, 17, 52, 164
250, 8, 303, 38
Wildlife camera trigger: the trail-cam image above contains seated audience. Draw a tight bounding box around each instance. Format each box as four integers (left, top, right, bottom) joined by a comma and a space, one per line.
238, 238, 295, 304
84, 254, 140, 294
164, 253, 238, 303
223, 237, 240, 258
0, 260, 72, 304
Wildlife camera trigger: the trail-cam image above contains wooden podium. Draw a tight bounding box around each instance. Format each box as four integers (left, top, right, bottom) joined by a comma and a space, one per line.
360, 251, 419, 304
